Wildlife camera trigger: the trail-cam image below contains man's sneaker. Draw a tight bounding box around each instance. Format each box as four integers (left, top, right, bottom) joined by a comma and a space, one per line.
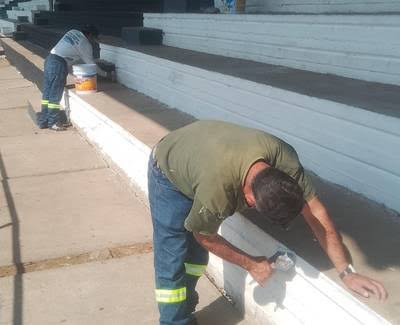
49, 123, 67, 131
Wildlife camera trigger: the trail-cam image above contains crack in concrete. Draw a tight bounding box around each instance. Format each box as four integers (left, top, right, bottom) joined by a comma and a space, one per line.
2, 166, 109, 181
0, 105, 28, 111
0, 242, 153, 278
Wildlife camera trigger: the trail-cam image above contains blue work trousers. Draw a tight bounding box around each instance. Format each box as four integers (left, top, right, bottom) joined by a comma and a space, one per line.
148, 152, 209, 325
38, 54, 68, 128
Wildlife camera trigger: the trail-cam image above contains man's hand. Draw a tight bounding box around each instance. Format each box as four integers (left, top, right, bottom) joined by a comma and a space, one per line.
342, 273, 388, 300
247, 256, 273, 287
194, 233, 273, 287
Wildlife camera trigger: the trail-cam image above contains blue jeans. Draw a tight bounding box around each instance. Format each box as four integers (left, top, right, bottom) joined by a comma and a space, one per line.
38, 54, 68, 128
148, 152, 209, 325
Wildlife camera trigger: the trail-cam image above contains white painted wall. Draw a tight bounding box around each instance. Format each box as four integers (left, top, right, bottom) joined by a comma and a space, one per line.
144, 14, 400, 86
244, 0, 400, 14
65, 89, 390, 325
0, 18, 15, 34
100, 43, 400, 213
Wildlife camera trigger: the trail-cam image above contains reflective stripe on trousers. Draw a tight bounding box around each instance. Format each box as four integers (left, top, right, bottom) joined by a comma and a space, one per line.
48, 103, 61, 110
184, 263, 207, 277
148, 152, 209, 324
155, 287, 187, 303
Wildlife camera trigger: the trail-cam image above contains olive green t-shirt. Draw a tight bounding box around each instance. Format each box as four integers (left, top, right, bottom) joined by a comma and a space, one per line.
155, 120, 316, 235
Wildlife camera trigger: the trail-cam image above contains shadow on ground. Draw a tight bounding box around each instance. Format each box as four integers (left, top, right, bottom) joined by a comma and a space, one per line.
0, 152, 23, 325
196, 296, 244, 325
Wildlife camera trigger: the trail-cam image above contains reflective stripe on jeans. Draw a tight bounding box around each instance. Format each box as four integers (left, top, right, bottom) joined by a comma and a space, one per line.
184, 263, 207, 277
155, 287, 187, 303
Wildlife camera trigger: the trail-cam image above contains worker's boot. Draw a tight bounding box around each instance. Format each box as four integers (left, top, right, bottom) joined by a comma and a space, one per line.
187, 291, 199, 314
49, 122, 67, 131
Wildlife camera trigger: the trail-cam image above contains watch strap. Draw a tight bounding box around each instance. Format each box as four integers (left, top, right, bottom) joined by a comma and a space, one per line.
339, 264, 356, 280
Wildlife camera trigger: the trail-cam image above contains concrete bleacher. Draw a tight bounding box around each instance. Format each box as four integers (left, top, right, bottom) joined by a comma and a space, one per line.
244, 0, 400, 14
98, 12, 398, 324
144, 13, 400, 86
2, 35, 398, 324
1, 0, 160, 37
53, 0, 161, 12
6, 0, 48, 22
100, 19, 400, 214
31, 11, 144, 37
0, 0, 48, 34
1, 0, 399, 323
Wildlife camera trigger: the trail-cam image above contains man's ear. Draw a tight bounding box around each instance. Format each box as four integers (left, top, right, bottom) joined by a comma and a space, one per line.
245, 191, 256, 207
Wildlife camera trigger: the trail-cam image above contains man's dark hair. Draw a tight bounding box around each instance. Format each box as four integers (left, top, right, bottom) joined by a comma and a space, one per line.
81, 24, 99, 38
252, 167, 304, 227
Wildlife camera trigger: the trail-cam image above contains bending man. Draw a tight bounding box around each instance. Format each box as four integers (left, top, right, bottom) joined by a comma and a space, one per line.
38, 24, 99, 131
148, 120, 387, 325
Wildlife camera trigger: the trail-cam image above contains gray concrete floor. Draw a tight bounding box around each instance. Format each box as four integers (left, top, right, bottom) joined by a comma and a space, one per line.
0, 58, 248, 325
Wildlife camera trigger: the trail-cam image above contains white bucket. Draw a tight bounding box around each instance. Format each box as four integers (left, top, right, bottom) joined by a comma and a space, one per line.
215, 0, 246, 13
72, 64, 97, 94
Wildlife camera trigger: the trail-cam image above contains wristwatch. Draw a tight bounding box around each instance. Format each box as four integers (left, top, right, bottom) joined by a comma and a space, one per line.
339, 264, 356, 280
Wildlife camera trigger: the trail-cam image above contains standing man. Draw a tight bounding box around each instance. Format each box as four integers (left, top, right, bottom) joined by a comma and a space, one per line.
148, 120, 387, 325
38, 24, 99, 130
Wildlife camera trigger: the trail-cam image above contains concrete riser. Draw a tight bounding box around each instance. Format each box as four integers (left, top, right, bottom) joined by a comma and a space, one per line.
0, 36, 392, 324
144, 14, 400, 86
100, 43, 400, 213
243, 0, 400, 13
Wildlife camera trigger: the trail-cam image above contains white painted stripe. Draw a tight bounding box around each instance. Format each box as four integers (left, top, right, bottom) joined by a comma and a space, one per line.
144, 14, 400, 85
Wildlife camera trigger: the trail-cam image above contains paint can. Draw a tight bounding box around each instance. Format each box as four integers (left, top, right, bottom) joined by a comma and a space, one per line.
215, 0, 246, 13
72, 64, 97, 94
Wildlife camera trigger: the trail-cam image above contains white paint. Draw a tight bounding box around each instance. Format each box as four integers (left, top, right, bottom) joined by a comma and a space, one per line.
66, 90, 150, 194
0, 18, 15, 34
100, 43, 400, 213
144, 14, 400, 86
245, 0, 400, 14
63, 87, 390, 325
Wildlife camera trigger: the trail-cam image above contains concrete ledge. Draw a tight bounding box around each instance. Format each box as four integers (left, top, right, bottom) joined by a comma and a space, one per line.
244, 0, 400, 14
144, 13, 400, 86
99, 43, 400, 213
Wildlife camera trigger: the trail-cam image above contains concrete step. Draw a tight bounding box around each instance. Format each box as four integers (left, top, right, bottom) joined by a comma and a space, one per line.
53, 0, 161, 12
32, 11, 144, 37
144, 13, 400, 86
244, 0, 400, 14
98, 37, 400, 214
2, 37, 398, 324
121, 27, 163, 45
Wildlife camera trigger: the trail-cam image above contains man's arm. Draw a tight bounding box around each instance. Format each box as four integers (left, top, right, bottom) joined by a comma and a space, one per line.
193, 232, 273, 286
302, 197, 387, 300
